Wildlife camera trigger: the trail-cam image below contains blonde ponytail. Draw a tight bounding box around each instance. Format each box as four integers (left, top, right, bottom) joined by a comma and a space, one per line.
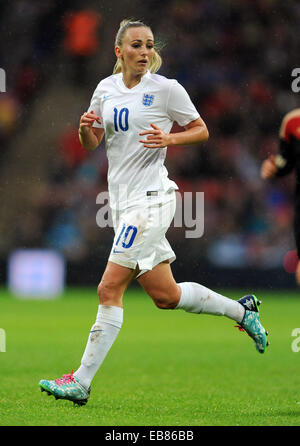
113, 19, 162, 74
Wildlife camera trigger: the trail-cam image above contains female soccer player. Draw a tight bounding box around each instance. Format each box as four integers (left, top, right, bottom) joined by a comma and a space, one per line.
39, 20, 268, 405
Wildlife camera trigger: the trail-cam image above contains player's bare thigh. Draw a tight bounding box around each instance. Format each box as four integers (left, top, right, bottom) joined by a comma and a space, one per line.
97, 261, 139, 307
137, 261, 181, 309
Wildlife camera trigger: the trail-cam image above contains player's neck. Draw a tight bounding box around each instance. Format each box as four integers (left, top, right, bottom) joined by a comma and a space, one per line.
121, 69, 146, 89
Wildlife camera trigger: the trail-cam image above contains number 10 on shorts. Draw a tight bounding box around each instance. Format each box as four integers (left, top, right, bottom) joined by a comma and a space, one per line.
114, 223, 138, 250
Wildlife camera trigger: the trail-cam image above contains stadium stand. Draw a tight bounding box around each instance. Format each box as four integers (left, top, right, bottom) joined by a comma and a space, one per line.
1, 0, 299, 287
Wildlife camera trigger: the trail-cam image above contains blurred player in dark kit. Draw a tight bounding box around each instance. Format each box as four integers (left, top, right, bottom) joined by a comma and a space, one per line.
261, 108, 300, 286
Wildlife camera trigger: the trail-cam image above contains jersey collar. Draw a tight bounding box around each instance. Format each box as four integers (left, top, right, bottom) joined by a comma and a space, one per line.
118, 70, 151, 92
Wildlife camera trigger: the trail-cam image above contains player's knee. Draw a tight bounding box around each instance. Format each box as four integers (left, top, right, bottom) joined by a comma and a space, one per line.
149, 289, 179, 310
154, 298, 178, 309
143, 281, 180, 309
97, 282, 107, 303
97, 280, 120, 305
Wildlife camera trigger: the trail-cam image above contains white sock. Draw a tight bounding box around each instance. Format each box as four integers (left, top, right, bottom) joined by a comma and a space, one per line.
74, 305, 123, 389
176, 282, 245, 323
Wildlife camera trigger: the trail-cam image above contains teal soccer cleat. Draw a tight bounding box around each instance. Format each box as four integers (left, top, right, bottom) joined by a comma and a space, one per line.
39, 370, 90, 406
235, 294, 269, 354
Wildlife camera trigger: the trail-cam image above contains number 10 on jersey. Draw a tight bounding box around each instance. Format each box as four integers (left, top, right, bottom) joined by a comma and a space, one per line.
114, 107, 129, 132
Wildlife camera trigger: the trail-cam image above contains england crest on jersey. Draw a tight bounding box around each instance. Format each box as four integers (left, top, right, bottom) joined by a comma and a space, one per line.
142, 93, 154, 106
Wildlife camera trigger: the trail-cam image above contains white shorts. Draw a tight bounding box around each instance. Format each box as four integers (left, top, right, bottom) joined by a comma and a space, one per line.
108, 190, 176, 277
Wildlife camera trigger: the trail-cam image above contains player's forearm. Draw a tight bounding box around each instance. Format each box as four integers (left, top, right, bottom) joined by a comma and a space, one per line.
78, 129, 99, 151
168, 125, 209, 146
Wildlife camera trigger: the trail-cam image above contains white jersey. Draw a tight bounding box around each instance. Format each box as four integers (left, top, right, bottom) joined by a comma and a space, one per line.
88, 70, 200, 210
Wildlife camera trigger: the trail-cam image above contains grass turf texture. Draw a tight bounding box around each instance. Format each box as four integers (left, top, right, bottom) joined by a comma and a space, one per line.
0, 286, 300, 426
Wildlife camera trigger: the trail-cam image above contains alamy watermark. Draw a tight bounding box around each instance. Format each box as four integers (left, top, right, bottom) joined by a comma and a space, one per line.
291, 68, 300, 93
0, 328, 6, 352
0, 68, 6, 92
96, 189, 204, 239
291, 328, 300, 352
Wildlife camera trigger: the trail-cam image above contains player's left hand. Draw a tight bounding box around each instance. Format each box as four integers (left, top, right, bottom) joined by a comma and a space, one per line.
261, 154, 278, 179
139, 123, 171, 148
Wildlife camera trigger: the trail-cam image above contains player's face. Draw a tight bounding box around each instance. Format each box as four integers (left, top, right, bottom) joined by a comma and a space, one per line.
116, 27, 155, 75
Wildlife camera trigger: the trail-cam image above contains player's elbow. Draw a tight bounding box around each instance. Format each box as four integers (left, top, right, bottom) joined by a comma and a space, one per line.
198, 125, 209, 143
203, 126, 209, 141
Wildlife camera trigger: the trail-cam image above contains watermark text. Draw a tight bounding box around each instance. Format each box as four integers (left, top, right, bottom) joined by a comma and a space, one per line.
0, 68, 6, 92
291, 328, 300, 352
0, 328, 6, 352
96, 189, 204, 239
291, 68, 300, 93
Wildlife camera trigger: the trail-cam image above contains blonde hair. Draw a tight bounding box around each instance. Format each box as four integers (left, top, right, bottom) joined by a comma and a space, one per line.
113, 19, 162, 74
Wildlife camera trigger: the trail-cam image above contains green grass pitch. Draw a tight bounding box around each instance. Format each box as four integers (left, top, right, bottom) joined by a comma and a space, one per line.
1, 286, 300, 426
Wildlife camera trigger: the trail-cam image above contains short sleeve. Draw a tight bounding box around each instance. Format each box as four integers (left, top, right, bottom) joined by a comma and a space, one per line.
166, 81, 200, 127
87, 85, 104, 129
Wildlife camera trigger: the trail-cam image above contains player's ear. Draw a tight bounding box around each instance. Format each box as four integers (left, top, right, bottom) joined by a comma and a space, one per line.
115, 46, 122, 59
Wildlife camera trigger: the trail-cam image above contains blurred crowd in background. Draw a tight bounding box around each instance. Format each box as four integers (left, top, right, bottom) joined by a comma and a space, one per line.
1, 0, 299, 284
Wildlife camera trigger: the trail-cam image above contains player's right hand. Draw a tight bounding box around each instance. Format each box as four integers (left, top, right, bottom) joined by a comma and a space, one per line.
79, 110, 101, 134
260, 154, 278, 179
